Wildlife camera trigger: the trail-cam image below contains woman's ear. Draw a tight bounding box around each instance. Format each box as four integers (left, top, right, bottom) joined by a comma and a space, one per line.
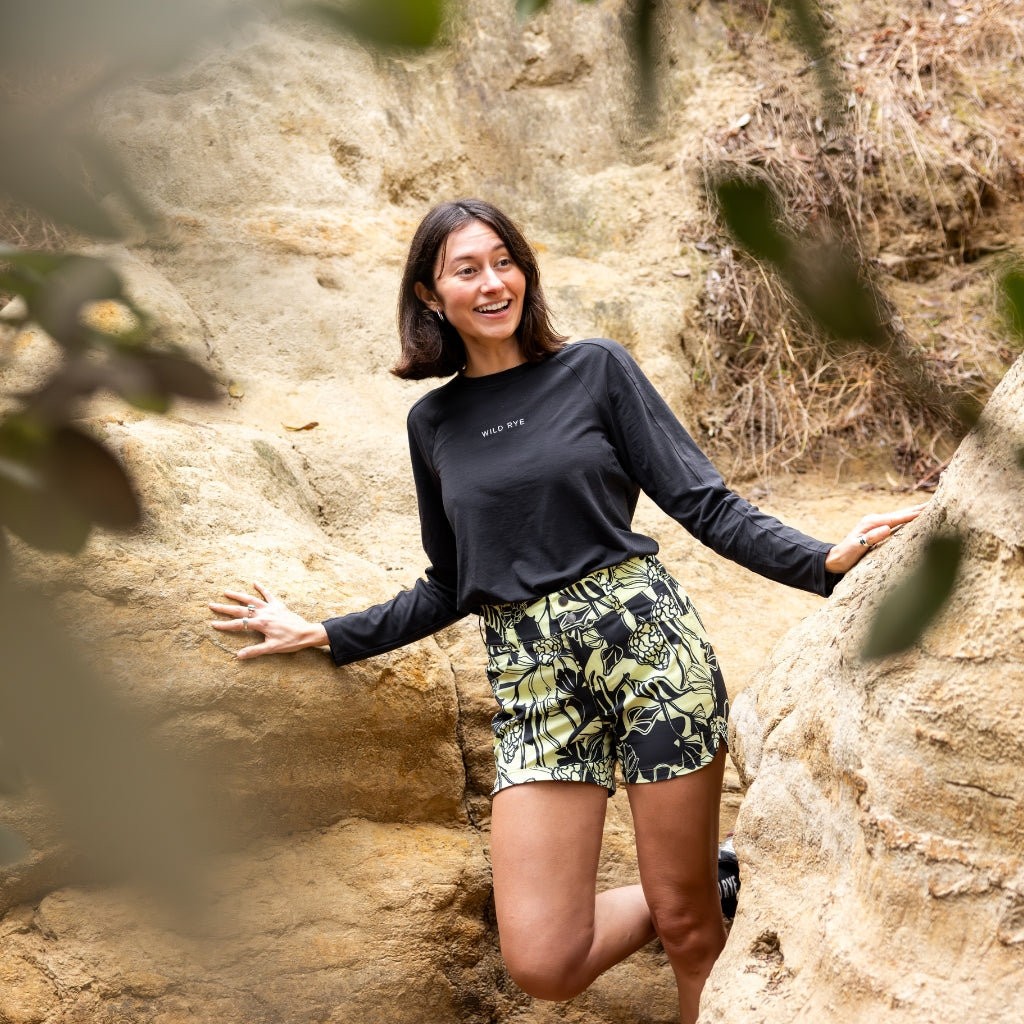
414, 281, 440, 313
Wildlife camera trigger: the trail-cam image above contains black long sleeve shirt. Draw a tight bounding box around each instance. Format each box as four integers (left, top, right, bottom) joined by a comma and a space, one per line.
323, 338, 840, 666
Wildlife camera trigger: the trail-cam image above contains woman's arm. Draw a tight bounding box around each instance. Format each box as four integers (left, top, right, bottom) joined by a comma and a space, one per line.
595, 340, 926, 593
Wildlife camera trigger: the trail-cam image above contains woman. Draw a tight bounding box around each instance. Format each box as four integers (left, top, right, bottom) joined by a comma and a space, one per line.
210, 199, 923, 1023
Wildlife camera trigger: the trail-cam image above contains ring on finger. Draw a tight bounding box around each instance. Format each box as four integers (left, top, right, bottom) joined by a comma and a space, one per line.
247, 604, 255, 612
858, 535, 869, 546
242, 617, 249, 629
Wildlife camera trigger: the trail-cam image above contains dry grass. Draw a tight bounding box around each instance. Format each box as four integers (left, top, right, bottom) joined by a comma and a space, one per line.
683, 0, 1024, 484
0, 200, 68, 251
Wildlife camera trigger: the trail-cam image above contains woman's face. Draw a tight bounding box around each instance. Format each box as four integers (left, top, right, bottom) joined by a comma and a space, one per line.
415, 219, 527, 357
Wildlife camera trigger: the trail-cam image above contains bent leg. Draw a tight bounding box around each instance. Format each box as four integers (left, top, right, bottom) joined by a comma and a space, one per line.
490, 781, 656, 1001
626, 745, 728, 1024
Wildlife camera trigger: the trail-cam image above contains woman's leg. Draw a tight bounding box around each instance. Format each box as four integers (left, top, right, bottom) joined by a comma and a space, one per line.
489, 780, 656, 1001
626, 745, 728, 1024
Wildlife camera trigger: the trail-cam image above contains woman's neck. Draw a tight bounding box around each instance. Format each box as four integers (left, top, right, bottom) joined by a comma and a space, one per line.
462, 340, 526, 378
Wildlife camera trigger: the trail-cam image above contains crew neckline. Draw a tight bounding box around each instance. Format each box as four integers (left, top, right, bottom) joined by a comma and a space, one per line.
455, 360, 535, 389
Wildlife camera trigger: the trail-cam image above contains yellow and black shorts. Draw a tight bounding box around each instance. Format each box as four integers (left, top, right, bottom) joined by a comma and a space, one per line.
480, 555, 729, 795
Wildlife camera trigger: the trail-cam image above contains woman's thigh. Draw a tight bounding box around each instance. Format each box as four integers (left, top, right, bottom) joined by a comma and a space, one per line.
626, 744, 727, 930
490, 780, 608, 951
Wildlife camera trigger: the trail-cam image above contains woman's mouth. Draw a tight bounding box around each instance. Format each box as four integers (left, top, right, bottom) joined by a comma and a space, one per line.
475, 300, 511, 314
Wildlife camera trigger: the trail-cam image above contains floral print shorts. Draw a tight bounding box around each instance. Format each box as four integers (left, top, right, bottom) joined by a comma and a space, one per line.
480, 555, 729, 795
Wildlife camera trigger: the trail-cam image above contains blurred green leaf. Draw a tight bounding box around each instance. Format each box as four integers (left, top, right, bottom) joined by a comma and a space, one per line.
49, 425, 141, 530
778, 0, 843, 116
70, 133, 157, 234
715, 177, 791, 266
0, 249, 125, 351
716, 175, 888, 347
0, 739, 25, 795
626, 0, 658, 117
0, 824, 29, 866
789, 246, 887, 347
516, 0, 552, 15
0, 453, 39, 490
0, 419, 140, 550
779, 0, 829, 69
999, 266, 1024, 341
862, 533, 963, 660
0, 438, 92, 554
36, 257, 125, 350
302, 0, 447, 49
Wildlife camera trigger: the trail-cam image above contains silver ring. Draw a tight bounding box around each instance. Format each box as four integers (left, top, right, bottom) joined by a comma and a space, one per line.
858, 535, 868, 546
242, 617, 249, 629
247, 604, 255, 612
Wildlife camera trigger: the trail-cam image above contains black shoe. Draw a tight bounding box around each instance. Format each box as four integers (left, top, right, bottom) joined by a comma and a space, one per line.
718, 835, 740, 920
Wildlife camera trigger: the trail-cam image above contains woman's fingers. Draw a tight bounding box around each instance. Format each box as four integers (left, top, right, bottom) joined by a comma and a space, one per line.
826, 500, 931, 573
860, 502, 929, 534
237, 638, 276, 659
210, 601, 250, 617
210, 583, 272, 641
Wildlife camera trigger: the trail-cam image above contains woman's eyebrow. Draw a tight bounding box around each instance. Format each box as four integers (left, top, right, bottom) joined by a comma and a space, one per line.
446, 240, 508, 265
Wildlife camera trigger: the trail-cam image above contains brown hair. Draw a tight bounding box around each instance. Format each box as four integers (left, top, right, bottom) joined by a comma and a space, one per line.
392, 199, 567, 379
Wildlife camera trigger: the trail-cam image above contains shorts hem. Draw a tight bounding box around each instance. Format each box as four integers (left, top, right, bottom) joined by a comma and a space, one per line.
490, 769, 616, 798
620, 722, 729, 786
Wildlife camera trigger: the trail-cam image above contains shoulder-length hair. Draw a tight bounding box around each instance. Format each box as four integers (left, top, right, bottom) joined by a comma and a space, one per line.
392, 199, 567, 380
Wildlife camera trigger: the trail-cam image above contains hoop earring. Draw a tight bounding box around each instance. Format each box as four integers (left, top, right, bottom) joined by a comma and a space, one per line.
434, 309, 446, 322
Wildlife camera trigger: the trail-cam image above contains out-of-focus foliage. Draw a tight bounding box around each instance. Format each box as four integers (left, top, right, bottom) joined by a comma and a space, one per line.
1000, 264, 1024, 342
996, 264, 1024, 471
714, 176, 888, 348
861, 534, 963, 659
516, 0, 596, 18
519, 0, 653, 120
0, 583, 217, 903
300, 0, 449, 49
776, 0, 843, 115
0, 249, 219, 554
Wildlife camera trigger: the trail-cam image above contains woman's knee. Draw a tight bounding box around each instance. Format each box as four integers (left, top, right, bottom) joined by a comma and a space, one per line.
501, 942, 592, 1002
648, 898, 725, 968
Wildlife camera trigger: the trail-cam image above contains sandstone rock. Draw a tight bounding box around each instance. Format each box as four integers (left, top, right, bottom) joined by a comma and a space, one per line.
703, 355, 1024, 1023
0, 820, 500, 1024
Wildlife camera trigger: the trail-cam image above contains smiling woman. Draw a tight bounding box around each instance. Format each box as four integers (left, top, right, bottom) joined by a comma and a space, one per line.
210, 198, 925, 1024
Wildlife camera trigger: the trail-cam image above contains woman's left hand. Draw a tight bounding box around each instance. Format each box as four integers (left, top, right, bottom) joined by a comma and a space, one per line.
824, 501, 929, 574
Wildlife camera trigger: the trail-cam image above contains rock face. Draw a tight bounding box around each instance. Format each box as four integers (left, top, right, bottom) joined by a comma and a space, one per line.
702, 355, 1024, 1023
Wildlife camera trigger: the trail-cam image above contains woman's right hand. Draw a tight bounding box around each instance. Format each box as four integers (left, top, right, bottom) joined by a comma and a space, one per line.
209, 582, 329, 659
